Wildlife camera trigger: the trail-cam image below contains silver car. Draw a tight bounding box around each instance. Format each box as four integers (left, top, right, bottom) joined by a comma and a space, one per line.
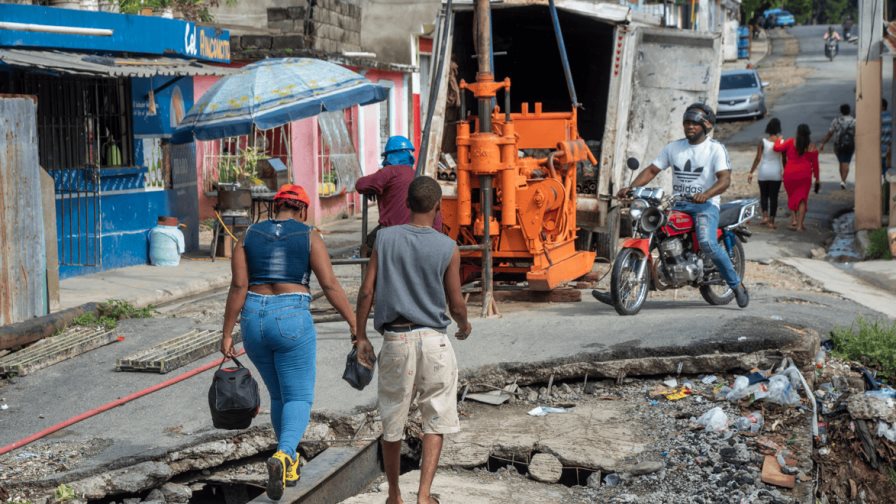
717, 69, 768, 120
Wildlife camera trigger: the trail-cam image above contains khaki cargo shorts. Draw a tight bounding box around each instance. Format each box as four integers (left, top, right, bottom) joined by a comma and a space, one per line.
377, 328, 460, 442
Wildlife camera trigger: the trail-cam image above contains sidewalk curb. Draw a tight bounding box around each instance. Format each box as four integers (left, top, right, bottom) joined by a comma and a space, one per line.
778, 258, 896, 319
126, 275, 232, 310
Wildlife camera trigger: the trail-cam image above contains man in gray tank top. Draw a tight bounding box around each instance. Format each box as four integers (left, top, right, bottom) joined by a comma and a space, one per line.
355, 176, 471, 504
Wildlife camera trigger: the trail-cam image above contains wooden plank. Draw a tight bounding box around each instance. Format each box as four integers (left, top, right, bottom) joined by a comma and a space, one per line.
760, 455, 795, 489
40, 168, 60, 312
116, 329, 242, 374
0, 326, 116, 376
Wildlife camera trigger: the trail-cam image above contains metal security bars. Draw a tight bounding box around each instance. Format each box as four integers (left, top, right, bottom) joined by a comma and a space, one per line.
2, 71, 135, 267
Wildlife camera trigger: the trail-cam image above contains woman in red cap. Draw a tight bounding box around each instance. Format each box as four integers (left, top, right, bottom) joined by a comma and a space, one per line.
221, 183, 374, 500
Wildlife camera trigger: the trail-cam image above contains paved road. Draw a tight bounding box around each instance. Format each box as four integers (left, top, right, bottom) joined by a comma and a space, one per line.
726, 25, 872, 147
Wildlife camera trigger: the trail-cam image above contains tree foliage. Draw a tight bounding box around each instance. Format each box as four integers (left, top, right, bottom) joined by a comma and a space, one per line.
741, 0, 857, 25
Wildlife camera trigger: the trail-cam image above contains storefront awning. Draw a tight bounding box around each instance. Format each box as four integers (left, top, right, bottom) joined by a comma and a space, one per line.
0, 49, 234, 77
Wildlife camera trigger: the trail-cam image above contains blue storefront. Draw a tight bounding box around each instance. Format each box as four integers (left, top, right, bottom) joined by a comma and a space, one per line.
0, 4, 230, 278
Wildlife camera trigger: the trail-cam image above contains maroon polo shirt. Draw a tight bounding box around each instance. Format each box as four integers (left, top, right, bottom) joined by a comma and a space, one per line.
355, 165, 443, 230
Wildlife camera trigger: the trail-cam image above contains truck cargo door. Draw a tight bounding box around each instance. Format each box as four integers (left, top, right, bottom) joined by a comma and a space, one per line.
613, 28, 720, 193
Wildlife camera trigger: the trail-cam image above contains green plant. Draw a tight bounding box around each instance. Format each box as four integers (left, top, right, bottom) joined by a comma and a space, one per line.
217, 147, 263, 186
54, 483, 75, 502
831, 316, 896, 380
866, 228, 893, 260
72, 300, 154, 331
118, 0, 237, 22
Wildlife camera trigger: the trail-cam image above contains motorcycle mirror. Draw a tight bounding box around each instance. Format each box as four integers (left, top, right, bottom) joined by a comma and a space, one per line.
626, 158, 640, 171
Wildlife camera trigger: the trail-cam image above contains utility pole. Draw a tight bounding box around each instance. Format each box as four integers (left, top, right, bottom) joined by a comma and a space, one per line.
854, 0, 884, 230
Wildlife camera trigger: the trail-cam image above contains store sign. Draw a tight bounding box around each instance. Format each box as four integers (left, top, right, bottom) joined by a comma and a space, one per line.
183, 24, 230, 62
0, 4, 230, 63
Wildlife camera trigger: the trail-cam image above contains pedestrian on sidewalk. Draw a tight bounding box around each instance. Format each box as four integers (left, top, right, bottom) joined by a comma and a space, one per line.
220, 184, 372, 501
775, 124, 820, 232
617, 103, 750, 308
355, 176, 472, 504
355, 136, 442, 256
819, 104, 856, 189
748, 117, 784, 229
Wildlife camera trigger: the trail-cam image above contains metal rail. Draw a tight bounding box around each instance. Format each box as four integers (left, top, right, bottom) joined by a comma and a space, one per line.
248, 440, 380, 504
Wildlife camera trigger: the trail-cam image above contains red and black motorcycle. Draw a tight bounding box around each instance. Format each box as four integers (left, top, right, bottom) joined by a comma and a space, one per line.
600, 185, 758, 315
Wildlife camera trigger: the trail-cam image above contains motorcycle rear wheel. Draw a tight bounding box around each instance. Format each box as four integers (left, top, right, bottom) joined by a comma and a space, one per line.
611, 248, 649, 315
699, 239, 746, 305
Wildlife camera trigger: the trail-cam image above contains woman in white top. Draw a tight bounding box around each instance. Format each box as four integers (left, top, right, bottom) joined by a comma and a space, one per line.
748, 118, 784, 229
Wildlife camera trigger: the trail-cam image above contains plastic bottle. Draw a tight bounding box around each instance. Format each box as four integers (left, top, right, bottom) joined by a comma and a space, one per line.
814, 349, 826, 369
604, 473, 621, 487
735, 411, 764, 433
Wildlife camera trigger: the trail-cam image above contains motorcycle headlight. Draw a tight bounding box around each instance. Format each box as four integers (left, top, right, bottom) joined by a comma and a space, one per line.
629, 199, 649, 220
749, 93, 762, 103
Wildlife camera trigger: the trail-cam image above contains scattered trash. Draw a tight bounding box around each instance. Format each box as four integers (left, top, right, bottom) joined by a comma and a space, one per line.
746, 371, 769, 384
603, 473, 621, 487
648, 399, 659, 406
775, 451, 799, 475
817, 447, 830, 456
814, 349, 826, 369
865, 388, 896, 400
664, 386, 692, 401
527, 406, 569, 417
876, 421, 896, 442
734, 411, 764, 433
116, 336, 126, 342
663, 378, 678, 388
726, 376, 752, 401
815, 421, 828, 446
700, 375, 718, 385
0, 404, 7, 411
770, 315, 783, 321
766, 374, 801, 406
737, 336, 748, 341
761, 454, 796, 489
467, 390, 512, 405
695, 406, 729, 432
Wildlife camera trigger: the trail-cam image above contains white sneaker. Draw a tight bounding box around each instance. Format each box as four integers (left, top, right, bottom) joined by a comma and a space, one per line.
840, 181, 846, 190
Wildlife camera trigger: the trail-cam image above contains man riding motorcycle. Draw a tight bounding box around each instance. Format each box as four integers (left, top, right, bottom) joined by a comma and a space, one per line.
824, 26, 841, 60
615, 103, 750, 308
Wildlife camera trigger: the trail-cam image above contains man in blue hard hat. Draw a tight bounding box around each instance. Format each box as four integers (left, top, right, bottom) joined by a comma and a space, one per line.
356, 135, 442, 254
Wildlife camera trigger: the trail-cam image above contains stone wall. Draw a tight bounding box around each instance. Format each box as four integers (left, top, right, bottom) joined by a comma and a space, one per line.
228, 0, 361, 57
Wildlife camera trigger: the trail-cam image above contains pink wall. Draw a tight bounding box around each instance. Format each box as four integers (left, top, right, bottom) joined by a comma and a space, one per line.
194, 75, 220, 220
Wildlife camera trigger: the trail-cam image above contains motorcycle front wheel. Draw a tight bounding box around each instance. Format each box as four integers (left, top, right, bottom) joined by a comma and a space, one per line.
700, 239, 746, 305
611, 248, 649, 315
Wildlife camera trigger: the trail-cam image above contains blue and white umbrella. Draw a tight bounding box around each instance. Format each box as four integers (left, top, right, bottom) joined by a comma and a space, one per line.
172, 58, 388, 143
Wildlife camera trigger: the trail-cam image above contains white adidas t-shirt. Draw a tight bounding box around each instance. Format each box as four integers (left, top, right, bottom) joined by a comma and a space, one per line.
651, 138, 731, 207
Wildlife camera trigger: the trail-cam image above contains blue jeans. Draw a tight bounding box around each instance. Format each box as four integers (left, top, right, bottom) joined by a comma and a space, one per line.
673, 201, 741, 289
240, 292, 316, 460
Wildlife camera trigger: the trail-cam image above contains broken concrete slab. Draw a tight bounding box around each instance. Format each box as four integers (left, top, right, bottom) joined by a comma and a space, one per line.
847, 394, 896, 424
341, 469, 573, 504
527, 453, 563, 483
441, 402, 649, 473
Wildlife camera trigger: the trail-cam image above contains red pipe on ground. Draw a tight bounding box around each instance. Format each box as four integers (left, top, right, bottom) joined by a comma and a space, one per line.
0, 350, 246, 457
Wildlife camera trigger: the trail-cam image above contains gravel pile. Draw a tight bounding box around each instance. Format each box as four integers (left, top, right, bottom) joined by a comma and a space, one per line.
498, 375, 811, 504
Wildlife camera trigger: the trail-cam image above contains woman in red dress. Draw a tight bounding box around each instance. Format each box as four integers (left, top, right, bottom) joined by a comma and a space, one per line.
774, 124, 820, 231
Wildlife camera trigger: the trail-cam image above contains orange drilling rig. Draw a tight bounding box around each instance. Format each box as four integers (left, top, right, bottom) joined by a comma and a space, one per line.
439, 0, 596, 293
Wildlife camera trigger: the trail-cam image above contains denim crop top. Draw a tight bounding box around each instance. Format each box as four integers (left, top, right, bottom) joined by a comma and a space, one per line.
243, 219, 312, 286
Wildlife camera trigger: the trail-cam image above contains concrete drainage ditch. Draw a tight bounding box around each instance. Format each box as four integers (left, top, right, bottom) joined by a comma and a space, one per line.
2, 342, 820, 504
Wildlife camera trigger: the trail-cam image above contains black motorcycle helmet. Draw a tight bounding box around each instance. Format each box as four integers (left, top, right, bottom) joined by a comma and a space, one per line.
683, 102, 716, 133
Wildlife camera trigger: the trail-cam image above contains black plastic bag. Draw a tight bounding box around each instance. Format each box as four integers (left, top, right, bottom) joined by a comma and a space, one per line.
208, 356, 260, 430
342, 346, 376, 391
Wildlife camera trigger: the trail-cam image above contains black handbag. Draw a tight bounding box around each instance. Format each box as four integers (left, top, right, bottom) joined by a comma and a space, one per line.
208, 356, 261, 430
342, 345, 376, 391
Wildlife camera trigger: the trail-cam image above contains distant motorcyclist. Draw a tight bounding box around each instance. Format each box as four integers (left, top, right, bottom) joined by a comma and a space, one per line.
843, 15, 854, 39
824, 26, 841, 61
823, 26, 842, 42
